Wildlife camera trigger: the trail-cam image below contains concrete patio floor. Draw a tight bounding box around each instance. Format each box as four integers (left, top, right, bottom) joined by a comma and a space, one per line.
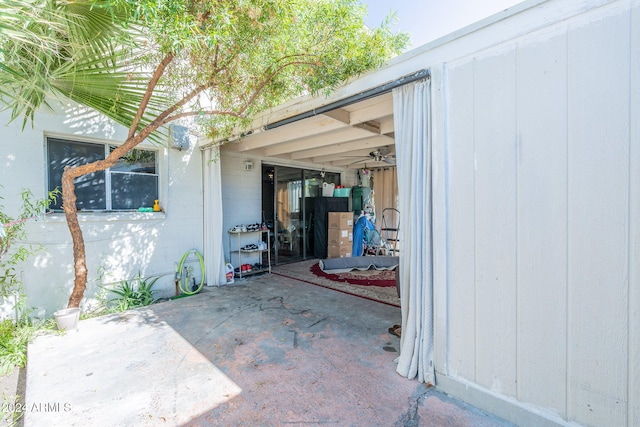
24, 273, 514, 426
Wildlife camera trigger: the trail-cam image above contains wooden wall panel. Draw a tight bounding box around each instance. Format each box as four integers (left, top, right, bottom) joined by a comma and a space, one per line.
630, 6, 640, 426
515, 35, 568, 413
473, 50, 518, 398
566, 13, 630, 426
444, 61, 477, 380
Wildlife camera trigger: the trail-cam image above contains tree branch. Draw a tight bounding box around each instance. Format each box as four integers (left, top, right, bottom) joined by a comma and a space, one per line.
238, 59, 319, 115
127, 52, 175, 139
163, 110, 246, 123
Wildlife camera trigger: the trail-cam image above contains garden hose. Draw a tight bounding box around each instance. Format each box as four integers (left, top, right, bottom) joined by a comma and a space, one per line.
177, 249, 205, 295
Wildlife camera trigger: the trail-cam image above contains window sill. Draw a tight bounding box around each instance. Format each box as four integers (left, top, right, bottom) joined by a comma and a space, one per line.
46, 211, 166, 223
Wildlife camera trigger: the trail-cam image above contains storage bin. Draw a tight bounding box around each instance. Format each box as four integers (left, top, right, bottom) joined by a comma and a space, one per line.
322, 182, 335, 197
333, 187, 351, 197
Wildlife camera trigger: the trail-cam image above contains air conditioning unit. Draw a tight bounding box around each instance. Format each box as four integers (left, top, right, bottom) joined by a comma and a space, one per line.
169, 125, 190, 151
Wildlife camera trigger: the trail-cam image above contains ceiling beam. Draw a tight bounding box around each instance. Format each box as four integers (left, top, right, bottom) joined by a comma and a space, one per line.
226, 115, 350, 152
378, 115, 395, 134
262, 127, 373, 157
293, 135, 393, 161
348, 98, 394, 124
323, 108, 350, 124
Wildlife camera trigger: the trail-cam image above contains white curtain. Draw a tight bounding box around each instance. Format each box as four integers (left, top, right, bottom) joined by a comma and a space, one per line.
393, 79, 434, 384
203, 146, 227, 286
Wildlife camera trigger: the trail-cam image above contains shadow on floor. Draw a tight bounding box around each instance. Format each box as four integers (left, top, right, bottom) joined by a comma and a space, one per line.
24, 274, 513, 426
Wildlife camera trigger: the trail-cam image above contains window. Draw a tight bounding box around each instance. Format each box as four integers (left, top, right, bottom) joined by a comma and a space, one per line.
47, 137, 159, 211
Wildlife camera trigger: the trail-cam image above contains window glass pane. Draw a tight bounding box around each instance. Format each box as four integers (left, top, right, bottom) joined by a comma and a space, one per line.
323, 172, 341, 186
110, 146, 157, 174
47, 138, 106, 210
110, 173, 158, 210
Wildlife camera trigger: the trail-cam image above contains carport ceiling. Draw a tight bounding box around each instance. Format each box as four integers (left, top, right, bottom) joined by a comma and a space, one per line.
222, 92, 395, 169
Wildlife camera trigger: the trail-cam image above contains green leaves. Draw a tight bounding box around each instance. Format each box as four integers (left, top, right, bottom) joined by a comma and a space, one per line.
0, 188, 58, 298
0, 319, 30, 375
1, 0, 408, 140
0, 0, 147, 128
108, 272, 159, 312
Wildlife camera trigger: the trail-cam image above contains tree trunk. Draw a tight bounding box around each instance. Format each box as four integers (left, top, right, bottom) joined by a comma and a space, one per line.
61, 133, 152, 308
62, 168, 87, 308
60, 53, 184, 308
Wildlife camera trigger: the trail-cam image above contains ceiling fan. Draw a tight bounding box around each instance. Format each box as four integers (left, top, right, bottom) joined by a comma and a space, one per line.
346, 146, 396, 166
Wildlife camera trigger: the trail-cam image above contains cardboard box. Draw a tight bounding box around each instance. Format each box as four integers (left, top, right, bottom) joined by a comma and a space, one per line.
328, 212, 353, 230
327, 228, 353, 246
327, 244, 352, 258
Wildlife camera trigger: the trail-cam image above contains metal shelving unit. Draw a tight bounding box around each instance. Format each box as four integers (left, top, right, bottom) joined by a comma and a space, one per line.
228, 229, 271, 278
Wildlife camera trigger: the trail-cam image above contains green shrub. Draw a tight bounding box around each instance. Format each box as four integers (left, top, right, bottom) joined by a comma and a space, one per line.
0, 188, 58, 299
0, 318, 53, 376
109, 273, 159, 312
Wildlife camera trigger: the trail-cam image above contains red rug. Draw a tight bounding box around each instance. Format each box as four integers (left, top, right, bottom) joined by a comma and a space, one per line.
310, 263, 397, 288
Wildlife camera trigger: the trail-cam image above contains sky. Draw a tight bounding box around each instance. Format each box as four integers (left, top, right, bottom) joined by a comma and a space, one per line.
362, 0, 525, 49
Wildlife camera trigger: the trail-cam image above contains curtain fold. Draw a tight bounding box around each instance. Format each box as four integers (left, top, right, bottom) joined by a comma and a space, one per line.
203, 146, 227, 287
393, 79, 435, 385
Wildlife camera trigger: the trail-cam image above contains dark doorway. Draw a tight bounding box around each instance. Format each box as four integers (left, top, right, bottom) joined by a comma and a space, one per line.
262, 164, 341, 265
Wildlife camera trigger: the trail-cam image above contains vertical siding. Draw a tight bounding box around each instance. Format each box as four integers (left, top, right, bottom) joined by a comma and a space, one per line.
473, 51, 518, 397
566, 12, 630, 426
443, 4, 636, 425
446, 62, 477, 380
515, 35, 568, 413
630, 5, 640, 427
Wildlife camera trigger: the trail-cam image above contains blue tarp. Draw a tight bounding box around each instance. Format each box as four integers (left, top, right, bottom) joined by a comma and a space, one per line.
352, 215, 375, 256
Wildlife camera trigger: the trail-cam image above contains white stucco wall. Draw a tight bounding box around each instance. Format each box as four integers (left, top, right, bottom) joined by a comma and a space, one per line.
0, 102, 203, 316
